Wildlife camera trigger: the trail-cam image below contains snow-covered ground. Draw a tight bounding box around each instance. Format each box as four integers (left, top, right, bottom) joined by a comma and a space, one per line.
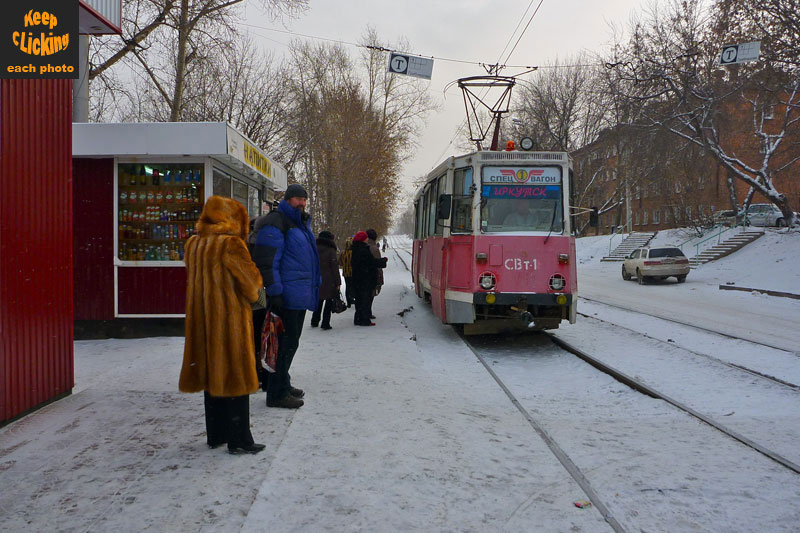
1, 229, 799, 532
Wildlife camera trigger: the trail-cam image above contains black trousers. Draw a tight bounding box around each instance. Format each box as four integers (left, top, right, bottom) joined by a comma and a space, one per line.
354, 285, 375, 325
311, 298, 333, 327
203, 391, 254, 449
266, 309, 306, 403
252, 307, 268, 390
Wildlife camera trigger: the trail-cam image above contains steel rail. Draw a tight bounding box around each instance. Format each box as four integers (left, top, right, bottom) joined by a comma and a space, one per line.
576, 312, 800, 390
579, 296, 796, 355
461, 336, 625, 532
547, 333, 800, 476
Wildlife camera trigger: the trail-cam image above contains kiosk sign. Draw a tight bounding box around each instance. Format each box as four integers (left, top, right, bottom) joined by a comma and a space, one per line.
0, 1, 78, 78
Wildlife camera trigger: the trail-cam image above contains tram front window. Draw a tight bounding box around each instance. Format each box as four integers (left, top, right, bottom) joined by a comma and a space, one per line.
480, 189, 563, 233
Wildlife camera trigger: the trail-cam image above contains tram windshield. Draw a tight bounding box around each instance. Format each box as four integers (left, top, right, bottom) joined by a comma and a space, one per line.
479, 166, 563, 233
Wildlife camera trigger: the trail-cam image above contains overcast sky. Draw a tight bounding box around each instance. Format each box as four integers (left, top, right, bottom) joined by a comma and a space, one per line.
243, 0, 644, 198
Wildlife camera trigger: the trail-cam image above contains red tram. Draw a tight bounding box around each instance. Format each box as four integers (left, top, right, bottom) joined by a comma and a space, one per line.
412, 149, 577, 334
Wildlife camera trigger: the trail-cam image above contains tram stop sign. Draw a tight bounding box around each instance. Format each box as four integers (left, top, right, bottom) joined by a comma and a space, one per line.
719, 41, 761, 65
388, 52, 434, 80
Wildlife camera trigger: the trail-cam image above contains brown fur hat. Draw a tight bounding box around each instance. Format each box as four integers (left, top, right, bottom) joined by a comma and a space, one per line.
196, 195, 249, 241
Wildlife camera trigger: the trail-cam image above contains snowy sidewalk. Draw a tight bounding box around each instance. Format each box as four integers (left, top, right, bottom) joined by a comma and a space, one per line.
0, 257, 607, 532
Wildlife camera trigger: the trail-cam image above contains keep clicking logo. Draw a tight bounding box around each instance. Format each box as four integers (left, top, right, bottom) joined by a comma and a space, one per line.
1, 1, 78, 79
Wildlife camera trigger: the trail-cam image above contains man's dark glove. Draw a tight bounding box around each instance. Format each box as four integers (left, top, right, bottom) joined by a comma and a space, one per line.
268, 294, 284, 314
378, 257, 388, 268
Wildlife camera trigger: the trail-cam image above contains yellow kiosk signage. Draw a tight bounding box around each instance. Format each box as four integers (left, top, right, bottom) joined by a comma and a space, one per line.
1, 1, 78, 78
243, 141, 272, 179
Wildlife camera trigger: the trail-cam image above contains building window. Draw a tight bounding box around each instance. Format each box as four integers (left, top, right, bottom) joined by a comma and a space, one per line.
643, 210, 648, 225
764, 105, 775, 120
634, 212, 639, 226
653, 209, 660, 224
675, 182, 681, 193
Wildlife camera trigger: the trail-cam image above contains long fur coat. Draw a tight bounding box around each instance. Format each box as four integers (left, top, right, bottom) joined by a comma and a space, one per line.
179, 196, 263, 397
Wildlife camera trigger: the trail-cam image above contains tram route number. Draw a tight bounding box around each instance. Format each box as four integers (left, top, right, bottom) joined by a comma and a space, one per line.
505, 258, 537, 271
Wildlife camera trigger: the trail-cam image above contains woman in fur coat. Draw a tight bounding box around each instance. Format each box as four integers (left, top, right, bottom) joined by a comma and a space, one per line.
179, 196, 266, 455
310, 230, 341, 330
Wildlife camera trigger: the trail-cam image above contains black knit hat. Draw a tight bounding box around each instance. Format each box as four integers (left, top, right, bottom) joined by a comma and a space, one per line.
366, 228, 378, 240
284, 184, 308, 200
318, 230, 334, 241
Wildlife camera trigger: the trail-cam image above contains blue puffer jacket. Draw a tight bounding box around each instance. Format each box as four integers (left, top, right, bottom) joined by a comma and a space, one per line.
252, 200, 321, 311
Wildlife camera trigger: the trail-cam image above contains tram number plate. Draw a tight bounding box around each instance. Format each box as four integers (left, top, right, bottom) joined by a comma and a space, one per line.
504, 258, 537, 271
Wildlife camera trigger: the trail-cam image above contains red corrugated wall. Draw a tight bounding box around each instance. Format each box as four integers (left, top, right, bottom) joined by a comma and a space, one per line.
1, 79, 74, 423
73, 158, 115, 320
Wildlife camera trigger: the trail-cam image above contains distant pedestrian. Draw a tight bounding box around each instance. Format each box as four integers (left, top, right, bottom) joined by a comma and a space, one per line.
179, 196, 266, 455
338, 237, 355, 307
252, 184, 320, 409
351, 230, 387, 326
311, 230, 341, 330
382, 237, 388, 252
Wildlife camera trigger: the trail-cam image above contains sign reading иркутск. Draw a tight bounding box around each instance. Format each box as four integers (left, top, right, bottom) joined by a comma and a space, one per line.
0, 1, 78, 79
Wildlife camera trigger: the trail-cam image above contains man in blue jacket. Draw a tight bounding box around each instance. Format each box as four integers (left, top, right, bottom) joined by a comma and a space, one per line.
253, 184, 321, 408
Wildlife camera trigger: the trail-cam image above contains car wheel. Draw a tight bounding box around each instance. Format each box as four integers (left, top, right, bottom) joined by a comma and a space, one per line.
637, 268, 646, 285
677, 275, 687, 283
622, 265, 631, 281
776, 218, 786, 227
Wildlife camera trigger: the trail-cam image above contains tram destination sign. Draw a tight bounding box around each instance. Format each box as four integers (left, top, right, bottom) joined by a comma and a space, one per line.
482, 167, 561, 184
719, 41, 761, 65
387, 52, 433, 80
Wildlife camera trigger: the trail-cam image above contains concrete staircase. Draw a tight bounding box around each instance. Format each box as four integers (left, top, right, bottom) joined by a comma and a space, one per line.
689, 230, 764, 267
601, 232, 657, 261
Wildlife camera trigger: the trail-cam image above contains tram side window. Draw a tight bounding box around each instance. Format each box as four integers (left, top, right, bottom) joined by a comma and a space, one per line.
422, 187, 431, 238
452, 167, 473, 233
434, 174, 446, 236
428, 179, 438, 236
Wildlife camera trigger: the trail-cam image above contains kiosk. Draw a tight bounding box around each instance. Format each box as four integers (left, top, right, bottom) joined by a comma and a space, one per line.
72, 122, 286, 328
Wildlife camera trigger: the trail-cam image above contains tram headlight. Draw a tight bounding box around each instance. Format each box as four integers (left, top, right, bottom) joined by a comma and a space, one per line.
479, 271, 496, 290
556, 294, 567, 305
485, 293, 496, 304
549, 274, 566, 291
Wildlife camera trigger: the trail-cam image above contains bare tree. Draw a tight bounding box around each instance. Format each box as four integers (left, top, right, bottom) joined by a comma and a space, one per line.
608, 0, 799, 226
89, 0, 308, 122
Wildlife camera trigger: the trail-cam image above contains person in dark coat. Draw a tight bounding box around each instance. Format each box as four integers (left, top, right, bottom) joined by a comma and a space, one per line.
351, 231, 387, 326
252, 184, 321, 409
311, 230, 341, 330
365, 228, 384, 320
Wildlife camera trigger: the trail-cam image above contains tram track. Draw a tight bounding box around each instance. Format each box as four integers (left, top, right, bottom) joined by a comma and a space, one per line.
392, 235, 800, 529
580, 295, 797, 355
462, 331, 800, 532
575, 311, 800, 391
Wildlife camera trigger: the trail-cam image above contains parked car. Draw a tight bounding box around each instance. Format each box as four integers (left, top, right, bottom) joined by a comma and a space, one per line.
711, 209, 745, 226
745, 203, 788, 227
622, 247, 690, 284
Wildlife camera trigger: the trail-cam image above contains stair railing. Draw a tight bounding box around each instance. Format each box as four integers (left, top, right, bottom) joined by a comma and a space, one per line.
608, 225, 626, 256
681, 219, 748, 260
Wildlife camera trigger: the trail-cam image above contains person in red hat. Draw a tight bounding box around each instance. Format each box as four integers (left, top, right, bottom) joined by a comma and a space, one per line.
350, 231, 387, 326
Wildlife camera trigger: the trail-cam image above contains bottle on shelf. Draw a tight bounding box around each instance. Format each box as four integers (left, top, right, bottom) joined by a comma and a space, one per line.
152, 169, 160, 186
175, 170, 182, 185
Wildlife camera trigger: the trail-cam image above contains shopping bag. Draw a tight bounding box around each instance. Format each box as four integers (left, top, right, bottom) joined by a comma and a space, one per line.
251, 287, 267, 310
260, 310, 284, 373
331, 291, 347, 314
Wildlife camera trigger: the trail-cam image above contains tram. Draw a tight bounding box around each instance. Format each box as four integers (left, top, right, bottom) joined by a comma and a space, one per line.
411, 148, 577, 334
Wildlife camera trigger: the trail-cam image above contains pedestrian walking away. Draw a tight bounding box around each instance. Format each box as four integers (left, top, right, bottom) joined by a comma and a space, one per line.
311, 230, 341, 330
179, 196, 266, 455
351, 230, 387, 326
252, 183, 321, 409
